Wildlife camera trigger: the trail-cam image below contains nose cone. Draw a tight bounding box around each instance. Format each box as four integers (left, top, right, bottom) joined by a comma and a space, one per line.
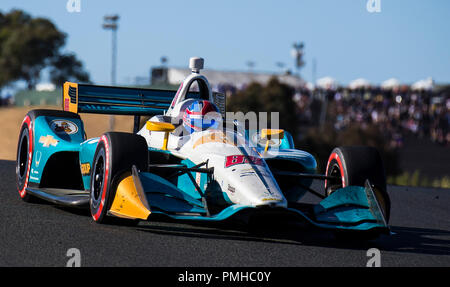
224, 164, 287, 208
188, 130, 288, 208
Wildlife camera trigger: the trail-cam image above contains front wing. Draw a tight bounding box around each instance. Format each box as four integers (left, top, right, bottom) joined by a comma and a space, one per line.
135, 170, 389, 233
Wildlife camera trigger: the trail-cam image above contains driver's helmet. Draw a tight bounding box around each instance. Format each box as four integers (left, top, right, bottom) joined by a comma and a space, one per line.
182, 100, 222, 134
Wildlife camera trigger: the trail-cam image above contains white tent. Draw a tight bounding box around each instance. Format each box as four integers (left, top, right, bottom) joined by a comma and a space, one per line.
411, 77, 433, 91
304, 82, 315, 91
381, 78, 401, 90
349, 78, 371, 89
316, 76, 338, 90
36, 83, 56, 92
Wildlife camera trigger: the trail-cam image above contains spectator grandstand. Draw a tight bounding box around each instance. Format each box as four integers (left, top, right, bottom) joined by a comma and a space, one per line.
293, 84, 449, 147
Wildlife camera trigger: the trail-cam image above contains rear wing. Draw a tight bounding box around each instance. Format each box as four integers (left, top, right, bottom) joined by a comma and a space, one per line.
62, 82, 226, 117
62, 82, 174, 116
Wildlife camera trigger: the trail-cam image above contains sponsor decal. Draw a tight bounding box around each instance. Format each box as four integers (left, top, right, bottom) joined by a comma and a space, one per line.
39, 135, 59, 147
35, 151, 42, 167
240, 171, 256, 177
227, 184, 235, 194
224, 155, 263, 168
261, 197, 281, 202
81, 163, 91, 176
64, 98, 70, 111
238, 168, 272, 178
51, 119, 78, 135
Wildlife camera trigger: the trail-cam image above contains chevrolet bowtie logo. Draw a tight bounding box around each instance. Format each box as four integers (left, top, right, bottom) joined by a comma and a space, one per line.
39, 135, 59, 147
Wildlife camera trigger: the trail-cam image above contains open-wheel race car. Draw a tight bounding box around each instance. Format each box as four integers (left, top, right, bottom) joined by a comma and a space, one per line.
16, 57, 391, 239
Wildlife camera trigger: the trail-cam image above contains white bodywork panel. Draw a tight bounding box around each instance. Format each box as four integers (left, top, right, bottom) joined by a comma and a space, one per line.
138, 124, 287, 208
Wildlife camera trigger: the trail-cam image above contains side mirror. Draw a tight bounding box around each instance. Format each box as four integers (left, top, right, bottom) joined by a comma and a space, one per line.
260, 129, 284, 153
146, 121, 175, 150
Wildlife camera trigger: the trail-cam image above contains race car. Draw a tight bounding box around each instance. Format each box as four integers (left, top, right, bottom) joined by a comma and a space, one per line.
16, 57, 391, 239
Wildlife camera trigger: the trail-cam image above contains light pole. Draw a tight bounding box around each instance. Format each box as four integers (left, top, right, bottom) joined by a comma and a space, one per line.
103, 14, 119, 130
160, 56, 168, 66
246, 61, 255, 82
246, 61, 255, 71
291, 42, 305, 78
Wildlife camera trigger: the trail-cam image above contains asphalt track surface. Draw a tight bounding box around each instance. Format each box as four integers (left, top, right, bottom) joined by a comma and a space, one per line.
1, 159, 449, 267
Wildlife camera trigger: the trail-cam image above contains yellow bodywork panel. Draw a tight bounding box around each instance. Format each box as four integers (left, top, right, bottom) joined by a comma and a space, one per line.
260, 129, 284, 140
146, 121, 175, 150
146, 121, 175, 132
260, 129, 284, 153
109, 174, 151, 220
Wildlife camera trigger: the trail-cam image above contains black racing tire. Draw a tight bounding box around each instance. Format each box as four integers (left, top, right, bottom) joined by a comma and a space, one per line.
16, 118, 35, 202
324, 146, 390, 223
89, 132, 148, 224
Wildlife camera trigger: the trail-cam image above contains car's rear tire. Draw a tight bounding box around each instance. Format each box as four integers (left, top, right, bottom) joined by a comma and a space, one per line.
324, 146, 390, 223
89, 132, 148, 224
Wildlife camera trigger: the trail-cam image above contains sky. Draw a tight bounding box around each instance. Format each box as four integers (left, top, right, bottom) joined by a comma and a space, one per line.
1, 0, 450, 87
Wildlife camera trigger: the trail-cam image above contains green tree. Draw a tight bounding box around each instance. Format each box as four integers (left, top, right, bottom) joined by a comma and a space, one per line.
227, 77, 299, 137
261, 77, 299, 137
0, 9, 89, 90
227, 82, 265, 113
49, 53, 90, 87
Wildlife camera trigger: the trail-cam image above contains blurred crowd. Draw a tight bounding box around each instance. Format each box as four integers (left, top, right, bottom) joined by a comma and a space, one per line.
294, 87, 450, 148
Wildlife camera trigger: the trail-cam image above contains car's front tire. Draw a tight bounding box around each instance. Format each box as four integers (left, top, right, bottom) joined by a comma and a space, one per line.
16, 116, 35, 202
89, 132, 148, 224
324, 146, 390, 222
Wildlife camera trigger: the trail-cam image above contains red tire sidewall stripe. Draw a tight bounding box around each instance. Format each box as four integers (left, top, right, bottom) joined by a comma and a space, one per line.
92, 135, 110, 221
19, 116, 32, 198
325, 152, 346, 188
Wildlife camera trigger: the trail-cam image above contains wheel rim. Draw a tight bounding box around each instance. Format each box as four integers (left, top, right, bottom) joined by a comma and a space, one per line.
17, 131, 29, 179
91, 150, 105, 208
326, 162, 343, 196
